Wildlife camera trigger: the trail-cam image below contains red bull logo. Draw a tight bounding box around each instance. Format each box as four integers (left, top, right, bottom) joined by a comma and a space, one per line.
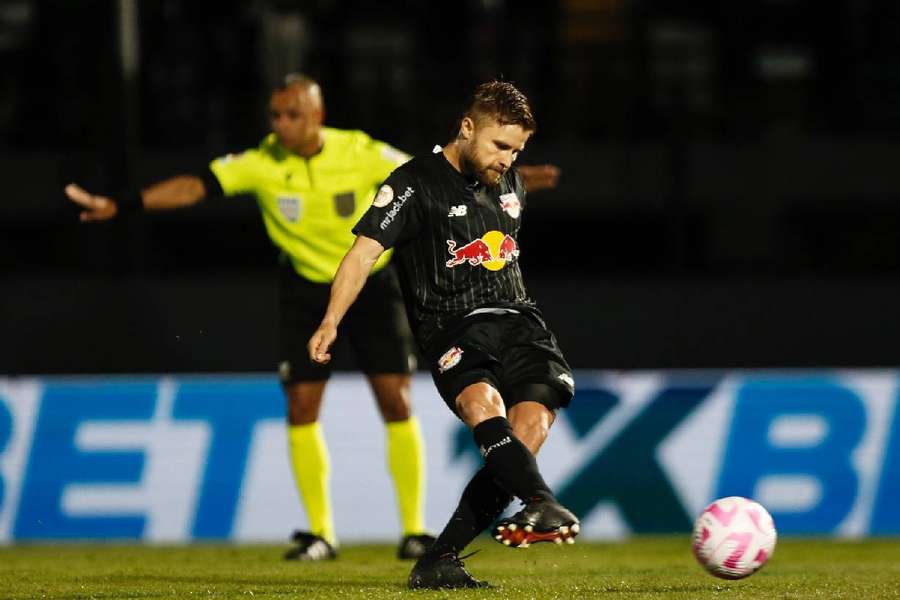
438, 346, 464, 373
446, 230, 519, 271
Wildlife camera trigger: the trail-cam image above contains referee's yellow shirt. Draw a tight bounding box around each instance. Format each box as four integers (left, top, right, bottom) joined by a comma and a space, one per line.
209, 128, 409, 283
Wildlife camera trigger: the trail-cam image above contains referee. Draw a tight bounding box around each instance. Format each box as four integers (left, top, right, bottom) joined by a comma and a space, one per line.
65, 74, 432, 561
309, 80, 579, 588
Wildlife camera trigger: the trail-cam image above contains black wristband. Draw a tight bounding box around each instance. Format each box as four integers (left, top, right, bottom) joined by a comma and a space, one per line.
117, 190, 144, 214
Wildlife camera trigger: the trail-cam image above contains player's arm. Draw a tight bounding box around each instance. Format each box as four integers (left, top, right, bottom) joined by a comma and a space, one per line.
65, 175, 208, 222
517, 164, 561, 193
308, 235, 386, 364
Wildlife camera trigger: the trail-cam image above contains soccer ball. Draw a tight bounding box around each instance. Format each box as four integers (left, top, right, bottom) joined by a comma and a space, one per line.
692, 496, 777, 580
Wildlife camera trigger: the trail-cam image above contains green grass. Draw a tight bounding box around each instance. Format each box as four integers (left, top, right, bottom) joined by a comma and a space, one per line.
1, 537, 899, 599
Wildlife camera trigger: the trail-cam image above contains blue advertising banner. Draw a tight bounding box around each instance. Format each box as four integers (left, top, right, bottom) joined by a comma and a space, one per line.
0, 371, 897, 542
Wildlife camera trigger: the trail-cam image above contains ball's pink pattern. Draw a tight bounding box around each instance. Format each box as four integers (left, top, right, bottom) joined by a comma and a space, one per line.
692, 497, 777, 580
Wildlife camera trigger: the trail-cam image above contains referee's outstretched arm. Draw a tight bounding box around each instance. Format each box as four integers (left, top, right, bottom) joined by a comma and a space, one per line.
517, 164, 561, 193
308, 235, 385, 365
64, 175, 208, 222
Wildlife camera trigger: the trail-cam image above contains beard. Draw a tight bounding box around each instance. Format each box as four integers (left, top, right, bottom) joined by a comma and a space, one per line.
460, 148, 504, 187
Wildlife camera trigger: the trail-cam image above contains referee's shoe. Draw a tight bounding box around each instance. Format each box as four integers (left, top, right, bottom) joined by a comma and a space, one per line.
283, 530, 337, 561
397, 533, 437, 559
492, 497, 580, 548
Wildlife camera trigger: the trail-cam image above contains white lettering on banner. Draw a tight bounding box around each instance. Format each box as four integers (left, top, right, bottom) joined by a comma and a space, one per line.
0, 380, 40, 541
756, 475, 823, 511
1, 371, 900, 543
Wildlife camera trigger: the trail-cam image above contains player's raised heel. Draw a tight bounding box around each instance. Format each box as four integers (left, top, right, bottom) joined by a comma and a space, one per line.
491, 498, 580, 549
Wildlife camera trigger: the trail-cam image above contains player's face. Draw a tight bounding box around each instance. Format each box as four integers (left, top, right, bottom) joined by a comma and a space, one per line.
461, 117, 532, 186
269, 85, 324, 154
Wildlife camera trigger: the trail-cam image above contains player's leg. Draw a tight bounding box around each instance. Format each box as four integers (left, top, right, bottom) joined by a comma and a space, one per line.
488, 314, 580, 547
410, 381, 536, 590
455, 382, 562, 506
347, 266, 432, 559
277, 259, 337, 560
491, 390, 578, 547
420, 391, 562, 563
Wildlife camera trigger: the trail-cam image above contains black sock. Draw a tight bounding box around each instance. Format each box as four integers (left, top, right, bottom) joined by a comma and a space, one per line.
472, 416, 554, 502
428, 467, 512, 557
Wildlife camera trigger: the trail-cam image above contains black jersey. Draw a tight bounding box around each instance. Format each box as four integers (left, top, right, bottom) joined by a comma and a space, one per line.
353, 149, 536, 348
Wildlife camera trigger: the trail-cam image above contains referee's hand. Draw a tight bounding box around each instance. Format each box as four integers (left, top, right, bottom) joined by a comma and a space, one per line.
308, 323, 337, 364
65, 183, 118, 222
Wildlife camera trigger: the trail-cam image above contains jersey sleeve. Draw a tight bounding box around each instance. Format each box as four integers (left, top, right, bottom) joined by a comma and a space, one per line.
352, 167, 421, 250
208, 149, 262, 196
358, 132, 412, 186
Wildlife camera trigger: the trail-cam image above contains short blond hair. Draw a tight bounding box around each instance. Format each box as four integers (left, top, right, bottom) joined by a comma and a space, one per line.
464, 80, 536, 132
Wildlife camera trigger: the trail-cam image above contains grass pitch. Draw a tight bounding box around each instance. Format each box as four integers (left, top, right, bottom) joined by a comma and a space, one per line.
1, 536, 898, 599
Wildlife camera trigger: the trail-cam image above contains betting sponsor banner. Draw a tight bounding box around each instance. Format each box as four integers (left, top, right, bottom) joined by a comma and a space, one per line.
0, 371, 898, 542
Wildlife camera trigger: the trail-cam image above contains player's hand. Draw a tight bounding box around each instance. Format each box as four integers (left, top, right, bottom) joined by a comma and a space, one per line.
65, 183, 119, 222
308, 322, 337, 364
518, 164, 561, 193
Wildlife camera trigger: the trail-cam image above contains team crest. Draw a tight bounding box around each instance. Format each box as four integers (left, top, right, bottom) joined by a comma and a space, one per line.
277, 196, 301, 223
438, 346, 464, 373
499, 192, 521, 218
373, 184, 394, 208
334, 191, 355, 217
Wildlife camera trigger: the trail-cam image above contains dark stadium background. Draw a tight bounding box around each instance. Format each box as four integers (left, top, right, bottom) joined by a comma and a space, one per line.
3, 0, 900, 374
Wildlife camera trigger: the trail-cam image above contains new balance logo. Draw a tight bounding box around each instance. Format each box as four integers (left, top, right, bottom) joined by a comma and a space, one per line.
448, 205, 467, 217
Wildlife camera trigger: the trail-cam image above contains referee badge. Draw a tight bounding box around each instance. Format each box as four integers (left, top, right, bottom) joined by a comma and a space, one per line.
438, 346, 464, 373
277, 195, 301, 223
333, 191, 355, 217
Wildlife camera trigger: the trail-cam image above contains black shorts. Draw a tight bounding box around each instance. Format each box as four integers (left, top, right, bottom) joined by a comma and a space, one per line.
277, 261, 417, 384
425, 310, 575, 415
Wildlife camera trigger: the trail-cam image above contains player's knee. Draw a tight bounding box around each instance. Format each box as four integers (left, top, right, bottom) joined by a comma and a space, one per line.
456, 382, 505, 427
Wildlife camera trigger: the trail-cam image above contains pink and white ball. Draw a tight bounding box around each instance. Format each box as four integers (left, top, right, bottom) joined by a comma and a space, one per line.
692, 496, 777, 580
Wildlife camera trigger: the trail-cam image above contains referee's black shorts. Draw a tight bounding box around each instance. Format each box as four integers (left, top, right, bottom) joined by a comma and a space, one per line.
277, 260, 417, 384
425, 310, 575, 416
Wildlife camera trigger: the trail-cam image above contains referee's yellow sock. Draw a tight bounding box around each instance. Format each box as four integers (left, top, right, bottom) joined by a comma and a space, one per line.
386, 416, 426, 535
288, 423, 336, 546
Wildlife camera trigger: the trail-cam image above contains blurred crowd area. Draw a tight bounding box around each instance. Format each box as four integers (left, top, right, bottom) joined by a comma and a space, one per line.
3, 0, 900, 276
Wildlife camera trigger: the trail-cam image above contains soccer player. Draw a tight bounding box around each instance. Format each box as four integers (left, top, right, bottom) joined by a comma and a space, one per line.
308, 80, 579, 589
64, 74, 434, 561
